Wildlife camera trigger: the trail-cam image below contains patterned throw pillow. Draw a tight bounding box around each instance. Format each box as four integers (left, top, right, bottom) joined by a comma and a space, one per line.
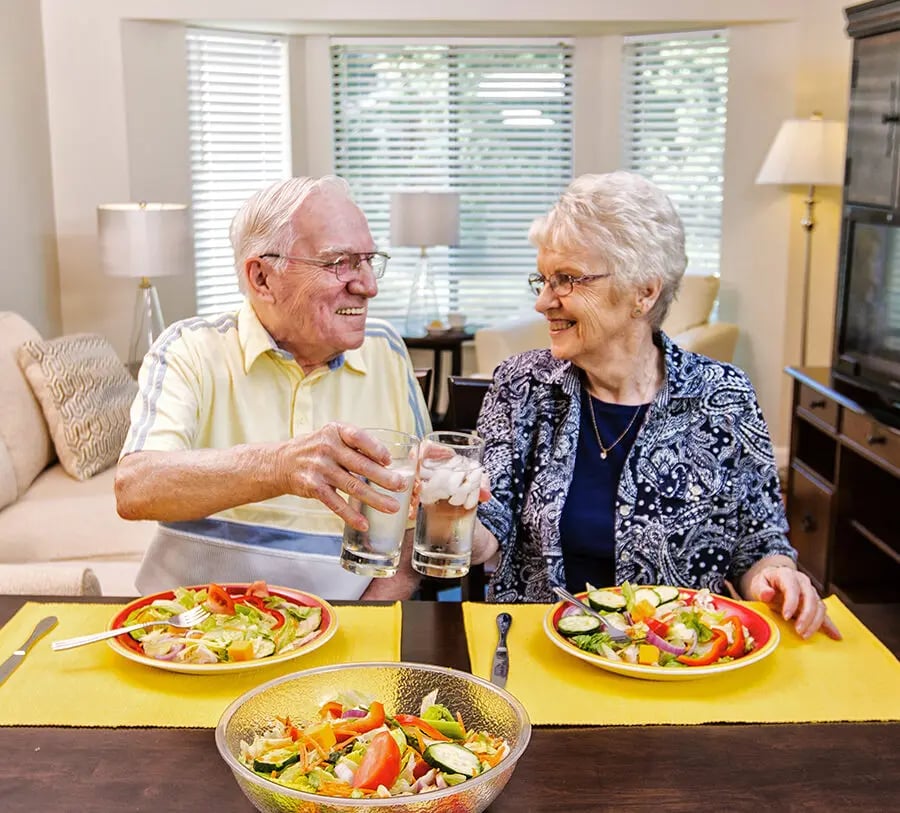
16, 334, 138, 481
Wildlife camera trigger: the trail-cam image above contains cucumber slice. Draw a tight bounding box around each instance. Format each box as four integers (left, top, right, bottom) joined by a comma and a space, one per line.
423, 742, 481, 778
557, 614, 602, 637
586, 590, 626, 612
253, 747, 300, 773
633, 588, 661, 608
654, 585, 681, 605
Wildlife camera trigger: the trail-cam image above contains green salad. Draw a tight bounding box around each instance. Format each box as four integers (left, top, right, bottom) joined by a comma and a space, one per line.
123, 582, 323, 664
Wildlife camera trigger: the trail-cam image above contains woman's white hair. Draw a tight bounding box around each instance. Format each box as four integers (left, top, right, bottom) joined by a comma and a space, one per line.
529, 171, 688, 329
229, 175, 352, 291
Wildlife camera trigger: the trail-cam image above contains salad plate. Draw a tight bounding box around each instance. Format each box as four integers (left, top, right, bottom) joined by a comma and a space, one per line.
543, 585, 779, 681
106, 583, 338, 675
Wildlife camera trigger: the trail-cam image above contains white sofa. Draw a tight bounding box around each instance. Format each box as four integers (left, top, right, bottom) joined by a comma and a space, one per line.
0, 312, 154, 596
473, 273, 739, 376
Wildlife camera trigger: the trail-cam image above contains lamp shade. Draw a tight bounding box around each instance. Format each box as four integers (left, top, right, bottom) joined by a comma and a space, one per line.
390, 191, 460, 248
756, 114, 846, 187
97, 202, 192, 278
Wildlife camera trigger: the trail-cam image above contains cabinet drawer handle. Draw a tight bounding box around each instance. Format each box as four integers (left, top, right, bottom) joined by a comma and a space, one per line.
882, 113, 900, 123
800, 513, 817, 533
866, 433, 887, 446
808, 399, 827, 409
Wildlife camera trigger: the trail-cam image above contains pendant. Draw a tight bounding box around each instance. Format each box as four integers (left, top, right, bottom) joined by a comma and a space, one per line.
600, 451, 607, 460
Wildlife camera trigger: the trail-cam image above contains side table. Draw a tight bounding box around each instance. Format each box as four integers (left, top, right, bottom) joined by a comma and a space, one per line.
402, 330, 473, 424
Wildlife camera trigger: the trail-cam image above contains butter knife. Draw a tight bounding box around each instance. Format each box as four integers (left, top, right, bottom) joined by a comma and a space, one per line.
0, 616, 58, 687
491, 612, 511, 688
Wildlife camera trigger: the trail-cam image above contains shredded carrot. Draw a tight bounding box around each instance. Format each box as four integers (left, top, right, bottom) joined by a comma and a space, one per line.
480, 748, 505, 768
456, 711, 467, 736
298, 732, 328, 760
317, 781, 357, 798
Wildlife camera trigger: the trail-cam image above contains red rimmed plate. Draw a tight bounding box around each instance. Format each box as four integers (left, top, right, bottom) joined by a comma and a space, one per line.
543, 586, 779, 681
107, 584, 338, 675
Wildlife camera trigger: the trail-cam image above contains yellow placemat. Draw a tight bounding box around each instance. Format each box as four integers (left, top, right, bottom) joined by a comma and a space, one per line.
464, 597, 900, 725
0, 602, 402, 727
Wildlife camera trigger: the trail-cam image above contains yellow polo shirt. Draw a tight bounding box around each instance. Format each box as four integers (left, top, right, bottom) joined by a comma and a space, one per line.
121, 301, 430, 538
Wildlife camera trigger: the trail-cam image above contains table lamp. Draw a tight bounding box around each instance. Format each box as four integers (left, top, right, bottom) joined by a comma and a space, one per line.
755, 112, 846, 366
97, 202, 192, 366
390, 191, 460, 337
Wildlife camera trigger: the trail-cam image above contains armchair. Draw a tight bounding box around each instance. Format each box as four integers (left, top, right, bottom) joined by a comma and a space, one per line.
473, 273, 738, 376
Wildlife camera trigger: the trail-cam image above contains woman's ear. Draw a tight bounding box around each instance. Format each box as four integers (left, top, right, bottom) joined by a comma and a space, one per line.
636, 277, 663, 311
244, 258, 276, 303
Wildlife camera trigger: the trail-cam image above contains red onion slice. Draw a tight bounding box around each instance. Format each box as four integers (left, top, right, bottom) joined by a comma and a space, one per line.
645, 628, 686, 655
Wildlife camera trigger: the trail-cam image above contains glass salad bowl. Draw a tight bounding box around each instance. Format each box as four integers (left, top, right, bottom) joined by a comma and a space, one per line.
215, 661, 531, 813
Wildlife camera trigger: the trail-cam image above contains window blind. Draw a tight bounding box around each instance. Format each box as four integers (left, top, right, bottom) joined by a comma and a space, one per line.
622, 32, 729, 276
331, 42, 574, 329
187, 29, 291, 316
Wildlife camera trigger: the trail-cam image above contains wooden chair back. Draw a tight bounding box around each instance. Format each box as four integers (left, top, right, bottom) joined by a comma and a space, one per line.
444, 376, 491, 432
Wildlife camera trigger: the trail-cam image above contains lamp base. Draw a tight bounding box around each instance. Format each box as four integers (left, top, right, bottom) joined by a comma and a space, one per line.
129, 277, 165, 367
405, 252, 442, 337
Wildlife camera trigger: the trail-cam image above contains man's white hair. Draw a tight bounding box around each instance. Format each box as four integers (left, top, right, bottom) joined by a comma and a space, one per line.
229, 175, 353, 291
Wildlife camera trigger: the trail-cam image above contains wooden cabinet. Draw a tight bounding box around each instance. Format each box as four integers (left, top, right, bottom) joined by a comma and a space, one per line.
845, 1, 900, 207
786, 368, 899, 603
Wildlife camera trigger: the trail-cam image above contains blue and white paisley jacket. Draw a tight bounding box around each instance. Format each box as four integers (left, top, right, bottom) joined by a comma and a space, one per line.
476, 334, 795, 603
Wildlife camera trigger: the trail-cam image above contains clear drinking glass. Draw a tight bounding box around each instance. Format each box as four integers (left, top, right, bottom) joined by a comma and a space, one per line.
340, 429, 419, 578
412, 430, 485, 579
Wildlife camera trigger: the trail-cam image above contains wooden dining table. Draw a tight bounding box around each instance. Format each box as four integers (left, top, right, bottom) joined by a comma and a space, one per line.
0, 595, 898, 812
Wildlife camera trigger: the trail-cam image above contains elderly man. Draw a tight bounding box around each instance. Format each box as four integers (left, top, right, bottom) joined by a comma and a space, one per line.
115, 176, 430, 600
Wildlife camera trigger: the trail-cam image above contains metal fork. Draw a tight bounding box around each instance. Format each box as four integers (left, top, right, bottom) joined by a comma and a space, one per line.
50, 606, 211, 651
552, 586, 631, 644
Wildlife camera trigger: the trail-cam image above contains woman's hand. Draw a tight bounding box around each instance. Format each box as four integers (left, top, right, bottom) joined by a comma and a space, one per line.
746, 564, 842, 641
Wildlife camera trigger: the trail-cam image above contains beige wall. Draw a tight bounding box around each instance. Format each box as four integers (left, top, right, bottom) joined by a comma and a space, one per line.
0, 0, 59, 337
31, 0, 853, 449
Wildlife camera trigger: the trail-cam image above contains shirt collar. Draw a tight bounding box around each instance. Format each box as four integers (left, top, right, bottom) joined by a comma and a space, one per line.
238, 300, 368, 375
532, 331, 693, 407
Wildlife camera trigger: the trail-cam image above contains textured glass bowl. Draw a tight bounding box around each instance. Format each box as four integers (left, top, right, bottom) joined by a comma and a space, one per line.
216, 661, 532, 813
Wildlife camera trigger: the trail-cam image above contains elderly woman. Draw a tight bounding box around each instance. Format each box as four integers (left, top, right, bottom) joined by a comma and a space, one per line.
471, 172, 839, 640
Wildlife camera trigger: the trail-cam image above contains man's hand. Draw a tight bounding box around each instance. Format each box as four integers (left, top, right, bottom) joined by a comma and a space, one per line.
275, 423, 409, 531
746, 564, 842, 641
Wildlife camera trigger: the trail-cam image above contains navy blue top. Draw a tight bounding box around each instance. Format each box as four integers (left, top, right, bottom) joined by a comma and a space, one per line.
559, 387, 649, 593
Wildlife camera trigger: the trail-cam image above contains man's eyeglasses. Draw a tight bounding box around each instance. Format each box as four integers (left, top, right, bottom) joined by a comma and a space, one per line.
528, 271, 610, 297
259, 252, 390, 281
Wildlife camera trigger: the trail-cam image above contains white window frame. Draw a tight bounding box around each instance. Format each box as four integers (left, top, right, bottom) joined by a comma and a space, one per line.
187, 28, 292, 316
331, 38, 574, 331
622, 30, 729, 278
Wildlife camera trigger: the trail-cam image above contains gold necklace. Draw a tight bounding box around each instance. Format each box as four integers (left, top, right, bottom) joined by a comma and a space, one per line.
585, 389, 643, 460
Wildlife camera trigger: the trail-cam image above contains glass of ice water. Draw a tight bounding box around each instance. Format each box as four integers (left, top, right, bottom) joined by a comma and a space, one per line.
340, 428, 419, 578
412, 431, 485, 579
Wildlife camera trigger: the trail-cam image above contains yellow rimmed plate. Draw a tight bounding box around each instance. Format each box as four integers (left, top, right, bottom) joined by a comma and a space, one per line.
107, 583, 338, 675
543, 586, 779, 681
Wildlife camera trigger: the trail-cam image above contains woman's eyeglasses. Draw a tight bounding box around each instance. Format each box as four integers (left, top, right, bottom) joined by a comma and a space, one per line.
528, 271, 610, 297
259, 252, 390, 281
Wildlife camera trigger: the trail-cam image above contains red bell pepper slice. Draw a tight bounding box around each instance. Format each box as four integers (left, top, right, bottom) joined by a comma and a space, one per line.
392, 714, 451, 742
646, 617, 670, 638
676, 628, 728, 666
722, 616, 745, 658
352, 730, 401, 791
266, 608, 285, 630
234, 594, 266, 610
206, 583, 235, 615
319, 701, 344, 720
336, 701, 386, 735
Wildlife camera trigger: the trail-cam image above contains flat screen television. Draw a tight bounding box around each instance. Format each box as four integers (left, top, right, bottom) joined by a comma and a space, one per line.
833, 206, 900, 425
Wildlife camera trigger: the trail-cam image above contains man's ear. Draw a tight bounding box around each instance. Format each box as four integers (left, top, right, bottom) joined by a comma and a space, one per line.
244, 258, 276, 303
